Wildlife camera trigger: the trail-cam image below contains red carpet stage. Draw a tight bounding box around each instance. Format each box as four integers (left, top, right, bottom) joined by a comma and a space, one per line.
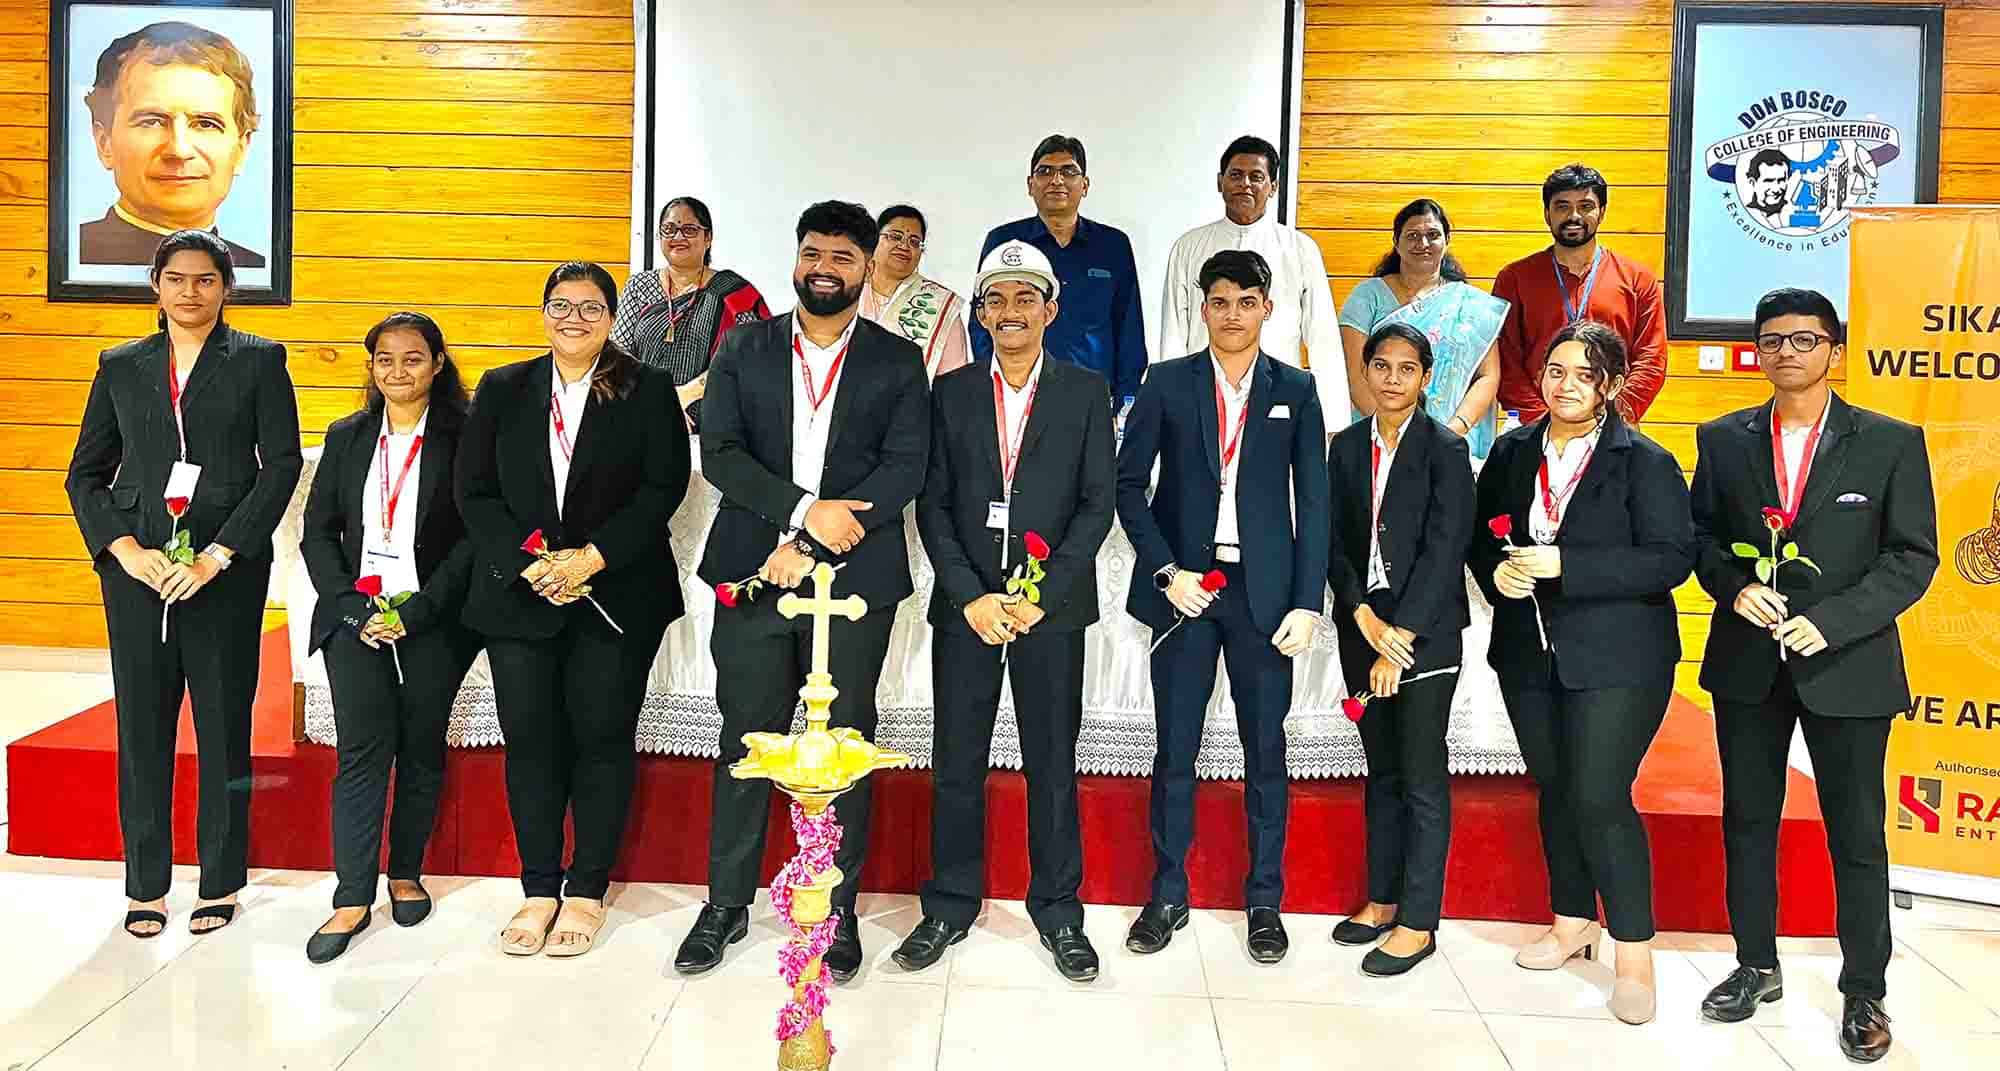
6, 629, 1838, 934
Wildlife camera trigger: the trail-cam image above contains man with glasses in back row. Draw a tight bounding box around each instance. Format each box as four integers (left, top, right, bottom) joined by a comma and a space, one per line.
972, 134, 1147, 417
1688, 288, 1938, 1064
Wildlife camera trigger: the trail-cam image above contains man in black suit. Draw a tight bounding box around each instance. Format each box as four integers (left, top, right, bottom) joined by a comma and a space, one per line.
893, 240, 1116, 982
1691, 288, 1938, 1063
676, 201, 932, 981
1116, 249, 1330, 964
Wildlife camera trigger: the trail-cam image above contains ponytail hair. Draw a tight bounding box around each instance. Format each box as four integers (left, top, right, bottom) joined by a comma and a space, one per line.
541, 260, 640, 403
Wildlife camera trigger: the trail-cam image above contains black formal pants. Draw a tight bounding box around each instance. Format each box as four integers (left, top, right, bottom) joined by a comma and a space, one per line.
1716, 666, 1893, 999
1502, 669, 1672, 941
1148, 562, 1292, 908
1355, 669, 1456, 931
922, 626, 1086, 934
708, 601, 897, 915
487, 612, 665, 901
323, 626, 471, 908
100, 560, 268, 903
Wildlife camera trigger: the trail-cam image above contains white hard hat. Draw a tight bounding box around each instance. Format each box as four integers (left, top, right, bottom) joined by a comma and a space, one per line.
972, 240, 1060, 303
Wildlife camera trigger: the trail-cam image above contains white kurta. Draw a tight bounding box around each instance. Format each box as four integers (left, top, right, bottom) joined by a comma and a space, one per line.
1159, 214, 1348, 427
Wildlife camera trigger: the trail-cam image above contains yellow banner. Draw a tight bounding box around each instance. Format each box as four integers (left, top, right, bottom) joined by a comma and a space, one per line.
1849, 205, 2000, 892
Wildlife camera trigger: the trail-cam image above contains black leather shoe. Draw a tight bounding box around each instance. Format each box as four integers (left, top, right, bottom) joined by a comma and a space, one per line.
1124, 902, 1190, 954
306, 911, 371, 965
823, 912, 863, 984
1839, 996, 1892, 1063
1701, 964, 1784, 1023
891, 916, 967, 973
1332, 917, 1391, 946
389, 886, 433, 928
1246, 907, 1289, 964
1040, 925, 1101, 983
673, 903, 748, 976
1361, 932, 1436, 977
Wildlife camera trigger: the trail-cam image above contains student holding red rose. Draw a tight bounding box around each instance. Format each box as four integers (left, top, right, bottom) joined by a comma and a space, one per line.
65, 230, 302, 939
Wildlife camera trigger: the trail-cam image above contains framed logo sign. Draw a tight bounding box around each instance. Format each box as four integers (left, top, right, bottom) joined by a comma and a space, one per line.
1665, 3, 1942, 340
46, 0, 294, 304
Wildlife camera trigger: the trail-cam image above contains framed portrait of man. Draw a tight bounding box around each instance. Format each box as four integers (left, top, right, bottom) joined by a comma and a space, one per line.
47, 0, 293, 303
1665, 3, 1943, 340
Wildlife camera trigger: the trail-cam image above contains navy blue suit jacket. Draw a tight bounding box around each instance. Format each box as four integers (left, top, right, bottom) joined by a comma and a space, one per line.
1116, 351, 1330, 635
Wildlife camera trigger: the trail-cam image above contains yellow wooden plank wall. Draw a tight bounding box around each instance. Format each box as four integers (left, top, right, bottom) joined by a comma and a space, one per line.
0, 0, 632, 647
1299, 0, 2000, 707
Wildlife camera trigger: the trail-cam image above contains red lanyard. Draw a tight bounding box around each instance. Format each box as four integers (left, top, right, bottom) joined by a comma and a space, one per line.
1214, 376, 1250, 487
378, 432, 423, 543
1537, 440, 1595, 529
1370, 438, 1389, 538
1771, 403, 1826, 520
794, 333, 852, 418
992, 367, 1039, 495
550, 389, 576, 460
167, 359, 187, 459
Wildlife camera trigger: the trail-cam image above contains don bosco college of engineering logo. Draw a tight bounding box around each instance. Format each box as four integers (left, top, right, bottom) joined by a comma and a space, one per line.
1705, 90, 1903, 251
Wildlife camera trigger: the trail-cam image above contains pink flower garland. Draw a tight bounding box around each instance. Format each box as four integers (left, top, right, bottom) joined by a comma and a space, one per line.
771, 801, 844, 1054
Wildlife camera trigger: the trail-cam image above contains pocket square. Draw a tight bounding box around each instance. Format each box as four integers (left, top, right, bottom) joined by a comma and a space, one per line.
1837, 492, 1870, 504
1268, 404, 1291, 419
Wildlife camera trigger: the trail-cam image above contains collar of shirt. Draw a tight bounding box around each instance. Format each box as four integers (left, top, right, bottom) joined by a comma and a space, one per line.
381, 406, 430, 441
1024, 214, 1096, 246
994, 353, 1044, 401
1542, 418, 1603, 465
791, 311, 859, 361
1217, 212, 1277, 243
553, 355, 601, 398
1212, 352, 1258, 401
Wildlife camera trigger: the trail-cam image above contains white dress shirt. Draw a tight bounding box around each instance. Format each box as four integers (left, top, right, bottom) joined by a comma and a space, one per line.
1366, 415, 1401, 592
1160, 213, 1347, 426
363, 408, 428, 595
549, 357, 598, 519
1212, 354, 1257, 547
1775, 400, 1828, 508
994, 354, 1045, 496
785, 314, 859, 534
1528, 421, 1603, 545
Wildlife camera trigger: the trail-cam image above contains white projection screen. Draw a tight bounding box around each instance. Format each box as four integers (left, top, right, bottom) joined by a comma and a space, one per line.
634, 0, 1300, 361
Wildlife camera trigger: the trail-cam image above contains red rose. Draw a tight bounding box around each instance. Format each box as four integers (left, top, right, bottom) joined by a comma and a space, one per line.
1762, 507, 1789, 533
165, 496, 190, 519
1200, 569, 1227, 592
521, 529, 547, 556
715, 582, 738, 609
354, 575, 384, 599
1487, 515, 1512, 541
1023, 530, 1051, 561
1341, 696, 1367, 722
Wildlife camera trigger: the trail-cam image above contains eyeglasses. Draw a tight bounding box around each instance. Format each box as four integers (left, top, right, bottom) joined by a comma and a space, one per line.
1031, 164, 1084, 180
660, 224, 708, 240
880, 230, 926, 250
1755, 331, 1834, 354
1399, 229, 1447, 247
544, 298, 608, 322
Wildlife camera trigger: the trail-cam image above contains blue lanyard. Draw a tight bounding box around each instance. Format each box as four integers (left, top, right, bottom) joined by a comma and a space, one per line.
1551, 246, 1603, 324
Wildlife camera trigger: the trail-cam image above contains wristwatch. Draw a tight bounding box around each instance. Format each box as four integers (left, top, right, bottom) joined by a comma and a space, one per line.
791, 537, 817, 559
201, 543, 234, 571
1153, 564, 1180, 591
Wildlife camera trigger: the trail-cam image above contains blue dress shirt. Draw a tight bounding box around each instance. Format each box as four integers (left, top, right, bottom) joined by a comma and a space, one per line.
971, 215, 1147, 406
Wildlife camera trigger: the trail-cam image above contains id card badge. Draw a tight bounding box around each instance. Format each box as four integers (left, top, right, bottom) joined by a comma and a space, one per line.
985, 500, 1009, 531
165, 462, 201, 501
362, 548, 420, 597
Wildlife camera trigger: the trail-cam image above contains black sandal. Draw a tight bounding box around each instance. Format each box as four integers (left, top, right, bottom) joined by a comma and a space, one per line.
189, 903, 238, 934
124, 909, 168, 939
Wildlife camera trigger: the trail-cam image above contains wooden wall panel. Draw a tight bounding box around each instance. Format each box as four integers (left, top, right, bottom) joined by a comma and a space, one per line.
0, 0, 632, 645
1299, 0, 2000, 703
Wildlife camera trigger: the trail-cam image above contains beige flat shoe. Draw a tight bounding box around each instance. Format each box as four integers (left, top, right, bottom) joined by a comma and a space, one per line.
1515, 921, 1601, 970
499, 897, 561, 957
1610, 978, 1657, 1024
544, 897, 607, 958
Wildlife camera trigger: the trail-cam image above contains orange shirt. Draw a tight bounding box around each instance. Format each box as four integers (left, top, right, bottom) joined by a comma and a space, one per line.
1492, 245, 1667, 424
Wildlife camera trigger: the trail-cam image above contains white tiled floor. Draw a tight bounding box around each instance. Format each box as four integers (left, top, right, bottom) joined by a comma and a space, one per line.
5, 659, 2000, 1069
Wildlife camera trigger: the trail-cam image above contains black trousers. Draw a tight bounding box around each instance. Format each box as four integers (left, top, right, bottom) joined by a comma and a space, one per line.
323, 626, 472, 908
100, 560, 268, 903
1148, 561, 1292, 908
1716, 667, 1893, 999
1355, 670, 1456, 931
708, 601, 896, 915
922, 626, 1086, 934
487, 612, 665, 901
1502, 670, 1672, 941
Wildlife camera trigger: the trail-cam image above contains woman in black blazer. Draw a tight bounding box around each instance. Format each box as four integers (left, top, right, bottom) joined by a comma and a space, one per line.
457, 262, 691, 958
1470, 320, 1694, 1025
300, 312, 480, 963
1325, 323, 1474, 977
65, 230, 303, 938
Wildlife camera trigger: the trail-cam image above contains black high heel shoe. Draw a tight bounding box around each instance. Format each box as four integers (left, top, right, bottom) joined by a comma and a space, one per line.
306, 911, 372, 964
